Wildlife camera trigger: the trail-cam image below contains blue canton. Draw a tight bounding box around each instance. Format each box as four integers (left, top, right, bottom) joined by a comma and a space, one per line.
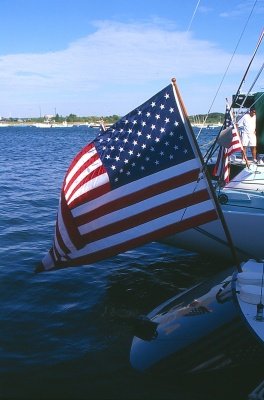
94, 84, 195, 189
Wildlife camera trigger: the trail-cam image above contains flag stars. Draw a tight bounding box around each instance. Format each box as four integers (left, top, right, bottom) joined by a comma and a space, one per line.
146, 112, 151, 117
151, 124, 156, 130
146, 134, 151, 139
174, 121, 179, 127
169, 107, 174, 113
164, 93, 170, 99
160, 127, 165, 133
155, 114, 160, 120
155, 137, 160, 142
151, 102, 156, 107
111, 165, 116, 170
155, 160, 159, 165
165, 118, 170, 123
160, 104, 165, 110
137, 131, 142, 137
141, 143, 146, 149
133, 140, 138, 146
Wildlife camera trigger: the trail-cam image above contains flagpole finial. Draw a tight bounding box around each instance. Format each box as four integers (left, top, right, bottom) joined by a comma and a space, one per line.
171, 78, 176, 83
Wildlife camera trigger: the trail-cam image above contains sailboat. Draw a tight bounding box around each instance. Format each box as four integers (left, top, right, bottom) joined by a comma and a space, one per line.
161, 89, 264, 262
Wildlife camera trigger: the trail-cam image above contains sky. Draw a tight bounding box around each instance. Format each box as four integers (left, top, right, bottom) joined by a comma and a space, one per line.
0, 0, 263, 118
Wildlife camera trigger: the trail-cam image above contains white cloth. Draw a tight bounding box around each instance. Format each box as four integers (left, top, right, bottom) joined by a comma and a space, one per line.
241, 113, 256, 146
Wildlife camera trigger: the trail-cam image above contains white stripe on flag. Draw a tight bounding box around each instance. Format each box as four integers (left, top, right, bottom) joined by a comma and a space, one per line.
65, 146, 98, 186
67, 172, 110, 205
57, 202, 77, 253
69, 199, 215, 259
72, 159, 200, 217
65, 158, 104, 200
78, 179, 205, 235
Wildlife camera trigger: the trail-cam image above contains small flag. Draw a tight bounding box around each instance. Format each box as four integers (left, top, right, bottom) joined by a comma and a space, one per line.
38, 80, 220, 271
213, 104, 243, 183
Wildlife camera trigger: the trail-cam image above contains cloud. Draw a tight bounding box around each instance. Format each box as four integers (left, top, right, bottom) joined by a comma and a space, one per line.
219, 0, 264, 18
0, 19, 261, 117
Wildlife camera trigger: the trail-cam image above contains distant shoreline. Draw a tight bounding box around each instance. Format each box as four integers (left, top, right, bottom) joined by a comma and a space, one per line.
0, 122, 98, 128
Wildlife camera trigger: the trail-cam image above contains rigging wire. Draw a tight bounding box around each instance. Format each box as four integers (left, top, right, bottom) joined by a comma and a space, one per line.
234, 62, 264, 121
203, 62, 264, 161
196, 0, 259, 139
203, 31, 264, 163
186, 0, 201, 33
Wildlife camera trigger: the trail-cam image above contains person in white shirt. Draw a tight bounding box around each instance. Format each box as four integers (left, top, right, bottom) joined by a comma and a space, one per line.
241, 108, 257, 162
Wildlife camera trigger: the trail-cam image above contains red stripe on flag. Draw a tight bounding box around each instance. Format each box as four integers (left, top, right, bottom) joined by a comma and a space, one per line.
55, 219, 70, 255
74, 168, 200, 225
66, 164, 108, 204
60, 191, 84, 249
68, 181, 111, 210
64, 142, 95, 180
64, 152, 101, 194
80, 189, 211, 243
54, 210, 218, 268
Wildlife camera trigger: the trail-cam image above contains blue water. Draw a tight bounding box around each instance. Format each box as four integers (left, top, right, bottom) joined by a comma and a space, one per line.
0, 126, 261, 399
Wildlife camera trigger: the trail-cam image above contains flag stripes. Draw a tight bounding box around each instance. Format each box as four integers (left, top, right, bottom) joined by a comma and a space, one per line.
49, 160, 218, 268
60, 208, 217, 267
74, 168, 201, 227
39, 81, 221, 271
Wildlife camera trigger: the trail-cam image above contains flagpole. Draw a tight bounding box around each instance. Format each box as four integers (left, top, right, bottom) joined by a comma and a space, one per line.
171, 78, 241, 272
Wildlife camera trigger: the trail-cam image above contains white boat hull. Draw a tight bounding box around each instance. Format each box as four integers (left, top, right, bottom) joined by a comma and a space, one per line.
161, 164, 264, 262
162, 209, 263, 261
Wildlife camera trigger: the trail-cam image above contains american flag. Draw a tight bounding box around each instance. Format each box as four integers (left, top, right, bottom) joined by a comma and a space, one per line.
39, 81, 220, 271
213, 104, 243, 183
